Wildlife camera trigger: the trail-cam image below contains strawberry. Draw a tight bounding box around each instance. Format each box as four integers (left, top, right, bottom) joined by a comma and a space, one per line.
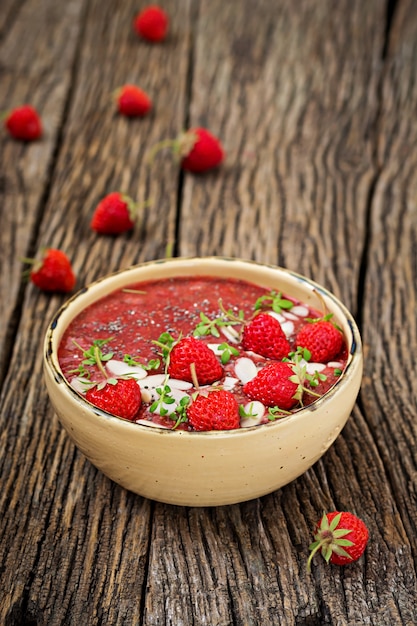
242, 312, 290, 360
296, 319, 344, 363
3, 105, 42, 141
149, 127, 224, 173
25, 248, 76, 293
243, 361, 299, 409
168, 337, 223, 385
91, 192, 143, 234
133, 5, 168, 42
85, 378, 142, 421
187, 389, 240, 431
116, 84, 152, 117
307, 511, 369, 571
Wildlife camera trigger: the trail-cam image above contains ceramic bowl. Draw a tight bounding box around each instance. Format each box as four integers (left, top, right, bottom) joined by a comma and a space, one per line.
43, 257, 362, 506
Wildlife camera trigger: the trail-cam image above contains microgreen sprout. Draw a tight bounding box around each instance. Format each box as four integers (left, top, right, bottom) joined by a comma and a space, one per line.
70, 337, 114, 379
217, 343, 240, 364
288, 358, 321, 405
170, 395, 190, 429
254, 290, 294, 314
123, 354, 160, 370
267, 406, 292, 420
239, 403, 257, 418
149, 384, 176, 416
308, 370, 327, 388
334, 368, 343, 377
306, 312, 334, 323
193, 300, 245, 339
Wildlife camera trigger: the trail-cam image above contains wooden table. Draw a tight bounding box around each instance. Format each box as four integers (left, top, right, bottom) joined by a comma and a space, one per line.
1, 1, 417, 624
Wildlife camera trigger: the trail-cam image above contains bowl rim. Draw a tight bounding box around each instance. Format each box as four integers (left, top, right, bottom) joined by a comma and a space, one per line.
44, 256, 362, 438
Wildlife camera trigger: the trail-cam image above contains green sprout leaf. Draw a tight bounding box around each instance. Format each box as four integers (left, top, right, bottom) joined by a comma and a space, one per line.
254, 290, 294, 314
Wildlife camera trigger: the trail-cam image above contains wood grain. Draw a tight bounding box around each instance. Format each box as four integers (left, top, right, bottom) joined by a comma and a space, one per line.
1, 0, 417, 624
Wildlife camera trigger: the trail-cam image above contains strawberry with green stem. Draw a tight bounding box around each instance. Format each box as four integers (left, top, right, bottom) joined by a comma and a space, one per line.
3, 105, 42, 141
186, 389, 241, 431
23, 248, 76, 293
148, 127, 224, 173
194, 296, 291, 360
91, 192, 151, 235
70, 338, 142, 420
154, 332, 224, 386
307, 511, 369, 571
243, 350, 321, 410
296, 290, 345, 363
115, 84, 152, 117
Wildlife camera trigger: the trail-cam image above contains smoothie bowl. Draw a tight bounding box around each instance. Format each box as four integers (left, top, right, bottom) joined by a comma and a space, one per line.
43, 257, 362, 506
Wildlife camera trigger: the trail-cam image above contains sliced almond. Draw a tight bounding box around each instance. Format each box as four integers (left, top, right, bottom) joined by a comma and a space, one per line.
234, 357, 258, 383
280, 320, 294, 337
306, 362, 326, 375
222, 376, 239, 390
291, 305, 309, 317
106, 359, 147, 380
70, 377, 90, 394
267, 311, 285, 323
221, 326, 240, 344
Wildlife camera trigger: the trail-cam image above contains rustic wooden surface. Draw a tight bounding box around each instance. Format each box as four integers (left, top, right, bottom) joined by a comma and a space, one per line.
1, 0, 417, 624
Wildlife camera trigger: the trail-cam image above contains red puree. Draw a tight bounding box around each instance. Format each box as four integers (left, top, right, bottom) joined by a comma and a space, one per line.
58, 276, 348, 430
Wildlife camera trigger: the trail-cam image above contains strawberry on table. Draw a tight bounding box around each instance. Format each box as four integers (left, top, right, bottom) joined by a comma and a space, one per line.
91, 192, 145, 235
24, 248, 76, 293
243, 361, 299, 410
296, 318, 344, 363
85, 378, 142, 421
3, 105, 42, 141
133, 5, 169, 42
167, 336, 224, 385
149, 127, 224, 173
242, 312, 290, 360
307, 511, 369, 571
187, 389, 240, 431
115, 84, 152, 117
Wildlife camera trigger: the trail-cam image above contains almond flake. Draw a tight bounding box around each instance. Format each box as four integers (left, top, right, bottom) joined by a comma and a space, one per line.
234, 357, 258, 384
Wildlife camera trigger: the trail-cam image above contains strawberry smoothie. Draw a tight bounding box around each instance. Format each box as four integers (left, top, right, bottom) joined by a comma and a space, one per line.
58, 276, 348, 431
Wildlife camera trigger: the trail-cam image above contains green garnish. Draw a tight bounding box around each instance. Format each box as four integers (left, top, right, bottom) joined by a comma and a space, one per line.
217, 342, 240, 364
70, 337, 114, 378
267, 406, 292, 420
123, 354, 160, 370
254, 290, 294, 314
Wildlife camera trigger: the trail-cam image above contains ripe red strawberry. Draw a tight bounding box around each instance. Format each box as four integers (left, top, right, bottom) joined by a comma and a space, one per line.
4, 105, 42, 141
133, 5, 168, 42
168, 337, 223, 385
116, 84, 152, 117
26, 248, 76, 293
307, 511, 369, 571
296, 319, 344, 363
187, 389, 240, 431
85, 378, 142, 421
91, 192, 143, 234
149, 127, 224, 173
242, 312, 290, 360
243, 361, 299, 409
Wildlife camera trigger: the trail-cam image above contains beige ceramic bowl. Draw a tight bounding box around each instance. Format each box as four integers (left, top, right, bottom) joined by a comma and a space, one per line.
43, 257, 362, 507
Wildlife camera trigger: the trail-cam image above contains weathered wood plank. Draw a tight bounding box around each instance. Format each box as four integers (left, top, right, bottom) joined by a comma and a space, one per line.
361, 0, 417, 570
1, 0, 417, 625
0, 0, 191, 623
145, 1, 416, 625
177, 0, 383, 313
0, 0, 86, 381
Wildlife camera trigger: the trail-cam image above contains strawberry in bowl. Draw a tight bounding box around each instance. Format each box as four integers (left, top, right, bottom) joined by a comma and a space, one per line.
43, 257, 363, 506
